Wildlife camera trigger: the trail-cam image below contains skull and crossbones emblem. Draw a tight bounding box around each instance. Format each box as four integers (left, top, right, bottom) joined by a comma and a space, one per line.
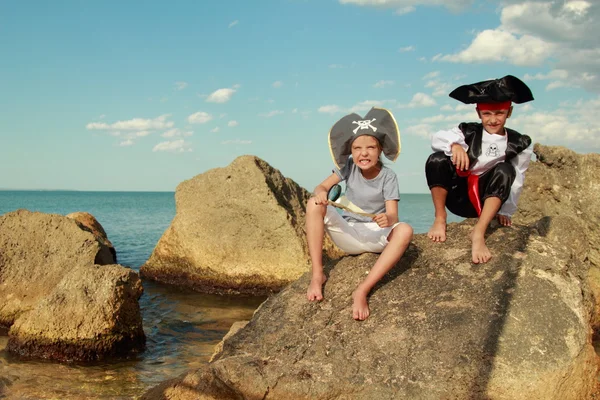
486, 143, 499, 157
352, 119, 377, 134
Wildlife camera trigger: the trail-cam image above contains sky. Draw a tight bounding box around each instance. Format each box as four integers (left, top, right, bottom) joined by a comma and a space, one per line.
1, 0, 599, 193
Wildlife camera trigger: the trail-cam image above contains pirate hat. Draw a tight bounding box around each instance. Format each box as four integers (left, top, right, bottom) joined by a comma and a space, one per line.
328, 107, 401, 170
449, 75, 534, 105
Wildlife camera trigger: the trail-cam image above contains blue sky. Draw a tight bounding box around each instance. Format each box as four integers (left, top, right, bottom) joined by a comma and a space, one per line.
1, 0, 598, 193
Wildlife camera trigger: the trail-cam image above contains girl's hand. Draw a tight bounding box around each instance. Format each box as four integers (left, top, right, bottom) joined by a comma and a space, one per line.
497, 214, 512, 226
451, 143, 469, 171
373, 213, 391, 228
313, 191, 329, 206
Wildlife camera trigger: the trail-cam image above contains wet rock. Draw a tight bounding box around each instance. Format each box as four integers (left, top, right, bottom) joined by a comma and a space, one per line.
0, 210, 145, 361
141, 155, 342, 295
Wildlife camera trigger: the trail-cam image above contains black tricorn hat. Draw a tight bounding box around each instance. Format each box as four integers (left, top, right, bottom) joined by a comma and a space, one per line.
449, 75, 534, 105
328, 107, 401, 170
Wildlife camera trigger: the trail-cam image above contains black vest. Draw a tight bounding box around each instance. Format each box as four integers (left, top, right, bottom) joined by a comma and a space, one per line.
458, 122, 531, 166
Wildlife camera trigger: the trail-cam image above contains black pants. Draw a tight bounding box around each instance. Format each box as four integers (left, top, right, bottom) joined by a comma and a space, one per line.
425, 151, 516, 218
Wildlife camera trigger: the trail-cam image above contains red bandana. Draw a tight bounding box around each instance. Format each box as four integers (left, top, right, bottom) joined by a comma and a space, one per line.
476, 101, 512, 111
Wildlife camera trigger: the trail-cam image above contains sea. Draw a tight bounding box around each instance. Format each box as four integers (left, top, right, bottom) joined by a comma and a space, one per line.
0, 190, 461, 399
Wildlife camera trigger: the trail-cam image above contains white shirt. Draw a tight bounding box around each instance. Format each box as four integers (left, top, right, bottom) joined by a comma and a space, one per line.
431, 126, 533, 217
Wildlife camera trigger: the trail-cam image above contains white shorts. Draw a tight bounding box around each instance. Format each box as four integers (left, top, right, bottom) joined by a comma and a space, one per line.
324, 206, 400, 255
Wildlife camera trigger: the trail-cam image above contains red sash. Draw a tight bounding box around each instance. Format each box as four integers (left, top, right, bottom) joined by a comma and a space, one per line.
456, 168, 482, 216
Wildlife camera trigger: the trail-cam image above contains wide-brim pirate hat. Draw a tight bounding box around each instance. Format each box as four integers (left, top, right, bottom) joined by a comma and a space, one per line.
328, 107, 401, 170
449, 75, 534, 105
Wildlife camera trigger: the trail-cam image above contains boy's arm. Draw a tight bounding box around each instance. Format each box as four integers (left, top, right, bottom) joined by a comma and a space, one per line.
432, 126, 469, 156
498, 145, 534, 217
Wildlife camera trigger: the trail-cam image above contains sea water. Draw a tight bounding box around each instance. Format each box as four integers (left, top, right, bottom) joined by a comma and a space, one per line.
0, 190, 459, 399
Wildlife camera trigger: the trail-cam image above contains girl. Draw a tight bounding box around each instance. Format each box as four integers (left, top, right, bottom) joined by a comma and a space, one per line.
305, 107, 413, 321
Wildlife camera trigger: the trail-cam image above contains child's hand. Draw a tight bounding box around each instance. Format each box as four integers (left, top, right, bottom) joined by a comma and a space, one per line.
373, 213, 391, 228
497, 214, 512, 226
451, 143, 469, 171
313, 191, 329, 206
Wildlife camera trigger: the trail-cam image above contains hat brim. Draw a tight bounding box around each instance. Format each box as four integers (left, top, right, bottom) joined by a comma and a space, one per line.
328, 107, 401, 170
449, 75, 534, 105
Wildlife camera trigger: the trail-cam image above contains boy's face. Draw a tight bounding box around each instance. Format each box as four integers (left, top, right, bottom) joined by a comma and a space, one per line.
477, 106, 512, 135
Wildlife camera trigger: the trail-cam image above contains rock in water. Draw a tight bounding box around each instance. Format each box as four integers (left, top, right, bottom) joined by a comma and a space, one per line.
141, 155, 342, 295
0, 209, 145, 361
142, 146, 600, 400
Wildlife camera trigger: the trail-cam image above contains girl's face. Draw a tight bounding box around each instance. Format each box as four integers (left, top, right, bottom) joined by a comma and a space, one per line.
351, 135, 382, 173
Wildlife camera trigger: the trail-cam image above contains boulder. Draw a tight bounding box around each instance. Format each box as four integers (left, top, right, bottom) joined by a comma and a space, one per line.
142, 145, 600, 400
66, 211, 117, 263
140, 155, 342, 295
0, 209, 145, 361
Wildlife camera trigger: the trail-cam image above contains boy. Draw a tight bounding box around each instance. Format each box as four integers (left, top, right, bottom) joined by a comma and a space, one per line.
425, 75, 534, 263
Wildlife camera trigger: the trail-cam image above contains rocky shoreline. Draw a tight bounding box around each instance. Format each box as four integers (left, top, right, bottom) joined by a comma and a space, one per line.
1, 144, 599, 399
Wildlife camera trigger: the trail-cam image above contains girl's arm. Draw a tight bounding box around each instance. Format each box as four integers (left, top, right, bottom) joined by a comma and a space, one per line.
313, 173, 341, 205
373, 200, 399, 228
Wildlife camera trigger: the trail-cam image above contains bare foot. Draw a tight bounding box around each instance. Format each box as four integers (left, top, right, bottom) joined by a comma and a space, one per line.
427, 217, 447, 242
352, 288, 370, 321
471, 232, 491, 264
307, 274, 327, 301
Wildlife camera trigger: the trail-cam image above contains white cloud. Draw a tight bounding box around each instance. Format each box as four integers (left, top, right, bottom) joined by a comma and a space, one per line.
211, 127, 220, 133
398, 92, 436, 108
433, 29, 555, 66
161, 128, 193, 138
318, 105, 343, 114
222, 139, 252, 145
404, 124, 433, 139
86, 114, 173, 131
135, 131, 150, 137
228, 120, 238, 127
152, 139, 192, 153
272, 81, 283, 88
510, 96, 600, 150
374, 80, 395, 88
174, 81, 188, 90
258, 110, 284, 118
398, 46, 415, 52
187, 111, 213, 124
395, 6, 416, 15
119, 139, 134, 147
423, 71, 440, 79
206, 87, 238, 103
338, 0, 474, 13
228, 20, 239, 28
432, 2, 600, 92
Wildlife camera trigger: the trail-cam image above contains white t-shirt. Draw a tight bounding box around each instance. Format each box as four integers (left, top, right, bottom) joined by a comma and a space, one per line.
431, 126, 533, 217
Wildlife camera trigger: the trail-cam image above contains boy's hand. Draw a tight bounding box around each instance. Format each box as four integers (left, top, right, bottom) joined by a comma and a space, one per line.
373, 213, 391, 228
451, 143, 469, 171
497, 214, 512, 226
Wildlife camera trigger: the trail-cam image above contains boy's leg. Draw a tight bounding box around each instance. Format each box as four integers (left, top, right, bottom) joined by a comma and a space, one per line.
352, 223, 413, 320
306, 198, 328, 301
428, 187, 448, 242
425, 152, 454, 242
471, 197, 501, 264
472, 162, 516, 263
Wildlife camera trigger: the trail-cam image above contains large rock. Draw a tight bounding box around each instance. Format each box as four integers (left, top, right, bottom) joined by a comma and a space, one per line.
140, 155, 342, 295
66, 211, 117, 263
0, 209, 145, 361
142, 145, 600, 400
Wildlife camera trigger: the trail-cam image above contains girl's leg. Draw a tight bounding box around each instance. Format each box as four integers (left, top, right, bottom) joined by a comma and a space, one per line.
306, 198, 328, 301
352, 223, 413, 320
